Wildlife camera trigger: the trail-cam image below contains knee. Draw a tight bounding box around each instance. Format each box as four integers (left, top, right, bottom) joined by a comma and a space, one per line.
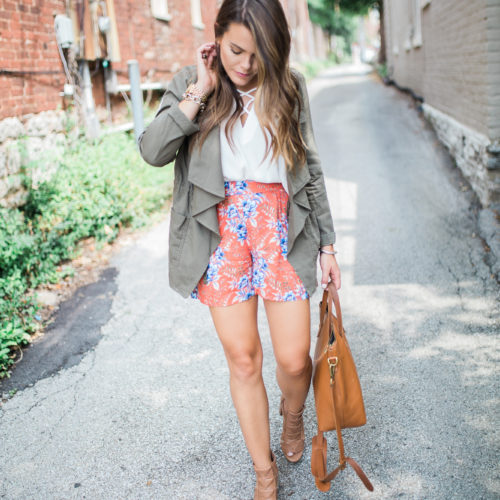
227, 349, 263, 382
277, 354, 311, 378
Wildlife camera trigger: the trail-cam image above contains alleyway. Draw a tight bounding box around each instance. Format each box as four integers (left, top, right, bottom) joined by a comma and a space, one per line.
0, 64, 498, 499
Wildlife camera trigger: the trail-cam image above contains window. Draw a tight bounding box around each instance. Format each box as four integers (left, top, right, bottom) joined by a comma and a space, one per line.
405, 0, 423, 50
191, 0, 205, 30
151, 0, 171, 22
412, 0, 423, 47
388, 0, 399, 55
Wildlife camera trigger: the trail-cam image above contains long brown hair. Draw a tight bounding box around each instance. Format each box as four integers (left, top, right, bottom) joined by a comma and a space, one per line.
189, 0, 307, 171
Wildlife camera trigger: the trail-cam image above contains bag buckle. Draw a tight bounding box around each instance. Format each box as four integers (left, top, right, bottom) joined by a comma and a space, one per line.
327, 356, 338, 385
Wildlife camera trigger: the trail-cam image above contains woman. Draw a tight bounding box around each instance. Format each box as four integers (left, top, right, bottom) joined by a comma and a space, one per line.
139, 0, 340, 498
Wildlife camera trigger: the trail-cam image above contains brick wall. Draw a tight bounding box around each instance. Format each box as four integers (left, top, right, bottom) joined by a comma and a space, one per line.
1, 0, 324, 123
487, 0, 500, 139
0, 0, 67, 121
384, 0, 490, 138
111, 0, 217, 85
423, 0, 489, 138
282, 0, 315, 61
0, 0, 219, 122
383, 0, 500, 206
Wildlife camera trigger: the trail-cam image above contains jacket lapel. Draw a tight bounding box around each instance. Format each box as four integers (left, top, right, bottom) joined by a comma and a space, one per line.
187, 124, 225, 235
286, 157, 311, 252
187, 124, 225, 200
186, 117, 312, 251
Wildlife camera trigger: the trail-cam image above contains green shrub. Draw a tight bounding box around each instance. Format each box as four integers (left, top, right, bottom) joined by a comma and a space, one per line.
299, 54, 338, 81
375, 62, 388, 80
0, 132, 173, 378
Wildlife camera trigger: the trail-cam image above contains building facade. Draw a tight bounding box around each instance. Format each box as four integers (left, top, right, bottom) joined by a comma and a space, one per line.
0, 0, 326, 208
383, 0, 500, 207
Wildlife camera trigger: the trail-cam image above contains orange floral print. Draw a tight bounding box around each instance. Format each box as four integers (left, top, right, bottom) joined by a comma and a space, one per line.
191, 180, 309, 307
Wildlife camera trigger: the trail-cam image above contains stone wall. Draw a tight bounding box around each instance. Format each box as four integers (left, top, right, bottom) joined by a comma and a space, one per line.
0, 110, 71, 208
423, 103, 499, 207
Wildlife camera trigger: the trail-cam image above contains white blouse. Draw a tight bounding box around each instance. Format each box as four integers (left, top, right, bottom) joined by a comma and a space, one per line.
219, 88, 289, 194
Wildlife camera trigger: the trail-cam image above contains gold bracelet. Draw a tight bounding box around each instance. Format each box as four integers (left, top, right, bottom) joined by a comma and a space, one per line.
182, 83, 208, 112
189, 82, 209, 99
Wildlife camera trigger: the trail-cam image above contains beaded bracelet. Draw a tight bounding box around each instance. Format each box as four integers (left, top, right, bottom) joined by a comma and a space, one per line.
182, 83, 209, 112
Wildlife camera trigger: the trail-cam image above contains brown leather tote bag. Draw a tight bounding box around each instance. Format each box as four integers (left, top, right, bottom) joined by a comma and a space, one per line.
311, 283, 374, 492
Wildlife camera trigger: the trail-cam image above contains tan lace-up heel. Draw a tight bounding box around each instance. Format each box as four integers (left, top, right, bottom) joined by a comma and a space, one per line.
253, 450, 278, 500
279, 395, 305, 463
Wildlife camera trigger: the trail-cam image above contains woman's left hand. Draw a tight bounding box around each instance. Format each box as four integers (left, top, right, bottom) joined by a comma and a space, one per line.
319, 252, 341, 290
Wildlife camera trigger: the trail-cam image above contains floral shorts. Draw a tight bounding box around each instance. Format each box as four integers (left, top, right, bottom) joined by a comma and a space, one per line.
190, 180, 310, 307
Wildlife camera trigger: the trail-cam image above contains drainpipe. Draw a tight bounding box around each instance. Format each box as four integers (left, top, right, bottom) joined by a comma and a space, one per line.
128, 59, 144, 145
80, 60, 101, 139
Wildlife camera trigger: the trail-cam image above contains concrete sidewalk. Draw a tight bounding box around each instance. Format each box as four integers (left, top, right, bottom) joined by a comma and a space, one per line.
1, 64, 498, 499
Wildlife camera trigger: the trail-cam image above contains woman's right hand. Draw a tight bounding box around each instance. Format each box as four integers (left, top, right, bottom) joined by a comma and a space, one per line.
196, 42, 218, 96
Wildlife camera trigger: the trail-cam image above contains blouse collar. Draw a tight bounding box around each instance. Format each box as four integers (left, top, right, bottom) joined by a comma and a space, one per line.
236, 87, 257, 116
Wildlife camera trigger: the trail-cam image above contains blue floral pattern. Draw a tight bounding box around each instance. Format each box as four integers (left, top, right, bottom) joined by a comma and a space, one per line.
191, 180, 309, 306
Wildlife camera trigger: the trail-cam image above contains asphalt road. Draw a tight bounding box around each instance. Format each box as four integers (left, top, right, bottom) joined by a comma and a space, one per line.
1, 64, 498, 500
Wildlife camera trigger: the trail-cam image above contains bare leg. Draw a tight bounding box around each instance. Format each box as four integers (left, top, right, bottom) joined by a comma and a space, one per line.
263, 297, 312, 413
209, 295, 272, 469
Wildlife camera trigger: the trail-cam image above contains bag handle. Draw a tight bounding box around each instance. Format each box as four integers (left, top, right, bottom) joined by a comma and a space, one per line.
318, 282, 344, 339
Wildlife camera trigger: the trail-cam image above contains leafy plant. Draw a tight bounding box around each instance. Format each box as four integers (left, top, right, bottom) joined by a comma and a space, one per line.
301, 54, 338, 80
0, 132, 174, 378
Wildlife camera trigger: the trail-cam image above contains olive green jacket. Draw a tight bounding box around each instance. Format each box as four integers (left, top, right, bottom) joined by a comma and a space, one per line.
138, 65, 336, 298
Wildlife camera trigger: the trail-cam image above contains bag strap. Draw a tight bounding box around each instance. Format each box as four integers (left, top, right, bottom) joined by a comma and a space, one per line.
312, 383, 374, 492
312, 284, 374, 492
319, 283, 344, 338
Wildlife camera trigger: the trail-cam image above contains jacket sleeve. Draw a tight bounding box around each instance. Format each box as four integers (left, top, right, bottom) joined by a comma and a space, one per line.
138, 65, 200, 167
296, 71, 337, 247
